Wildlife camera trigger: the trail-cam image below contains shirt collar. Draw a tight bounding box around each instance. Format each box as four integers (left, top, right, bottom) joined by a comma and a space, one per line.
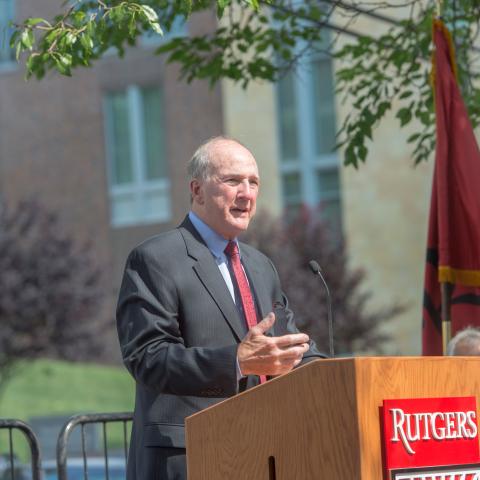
188, 211, 239, 260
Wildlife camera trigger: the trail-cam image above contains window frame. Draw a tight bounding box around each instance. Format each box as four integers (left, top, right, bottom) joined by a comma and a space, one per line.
0, 0, 16, 71
276, 48, 341, 215
103, 85, 171, 228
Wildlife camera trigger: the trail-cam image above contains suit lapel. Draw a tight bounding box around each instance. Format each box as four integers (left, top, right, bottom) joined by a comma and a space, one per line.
178, 217, 246, 341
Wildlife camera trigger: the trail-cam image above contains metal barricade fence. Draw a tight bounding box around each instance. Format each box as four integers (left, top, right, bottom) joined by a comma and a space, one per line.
56, 413, 133, 480
0, 419, 42, 480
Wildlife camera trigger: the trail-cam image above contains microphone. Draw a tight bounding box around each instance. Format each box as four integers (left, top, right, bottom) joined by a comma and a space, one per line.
308, 260, 334, 358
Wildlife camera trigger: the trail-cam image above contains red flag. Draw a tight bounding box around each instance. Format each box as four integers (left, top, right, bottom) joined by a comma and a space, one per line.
422, 19, 480, 355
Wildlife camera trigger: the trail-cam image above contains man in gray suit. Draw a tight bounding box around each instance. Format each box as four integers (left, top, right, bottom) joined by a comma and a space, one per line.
116, 137, 324, 479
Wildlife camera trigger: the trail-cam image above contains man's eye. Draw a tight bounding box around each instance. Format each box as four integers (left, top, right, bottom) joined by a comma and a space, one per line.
225, 178, 239, 185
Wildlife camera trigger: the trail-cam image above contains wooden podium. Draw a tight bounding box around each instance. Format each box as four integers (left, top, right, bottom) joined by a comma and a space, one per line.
185, 357, 480, 479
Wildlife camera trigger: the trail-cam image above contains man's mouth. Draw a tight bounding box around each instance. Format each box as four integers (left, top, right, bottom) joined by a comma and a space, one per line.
230, 207, 249, 214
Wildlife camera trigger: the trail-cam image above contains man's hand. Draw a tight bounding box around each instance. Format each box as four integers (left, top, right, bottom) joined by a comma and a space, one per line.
237, 312, 310, 376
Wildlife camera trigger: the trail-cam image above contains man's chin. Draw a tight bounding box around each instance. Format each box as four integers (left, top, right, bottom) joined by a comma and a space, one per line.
224, 219, 250, 238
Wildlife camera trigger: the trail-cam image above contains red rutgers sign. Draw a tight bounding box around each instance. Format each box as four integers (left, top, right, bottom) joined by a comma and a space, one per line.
382, 397, 480, 480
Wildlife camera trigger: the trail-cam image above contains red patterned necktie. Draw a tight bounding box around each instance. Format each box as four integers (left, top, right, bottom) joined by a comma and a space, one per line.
224, 241, 266, 384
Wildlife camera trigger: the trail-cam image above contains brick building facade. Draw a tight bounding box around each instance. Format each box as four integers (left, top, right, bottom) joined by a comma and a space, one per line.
0, 1, 224, 361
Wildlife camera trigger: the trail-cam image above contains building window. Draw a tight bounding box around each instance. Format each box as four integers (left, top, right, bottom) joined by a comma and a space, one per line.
104, 85, 171, 227
277, 46, 342, 231
0, 0, 15, 65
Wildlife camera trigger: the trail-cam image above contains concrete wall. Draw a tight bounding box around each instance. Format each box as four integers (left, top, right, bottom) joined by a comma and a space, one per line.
333, 12, 434, 354
222, 80, 282, 216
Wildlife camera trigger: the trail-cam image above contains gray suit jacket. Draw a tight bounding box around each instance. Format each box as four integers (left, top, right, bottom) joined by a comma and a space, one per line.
116, 216, 324, 479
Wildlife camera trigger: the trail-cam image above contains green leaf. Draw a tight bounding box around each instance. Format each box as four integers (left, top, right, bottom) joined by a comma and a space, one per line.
80, 33, 94, 51
25, 18, 45, 27
360, 122, 372, 140
180, 0, 193, 15
418, 110, 432, 126
128, 14, 137, 37
54, 53, 72, 76
344, 143, 358, 168
15, 41, 22, 61
59, 53, 72, 67
150, 22, 163, 35
155, 39, 182, 54
72, 11, 86, 24
65, 32, 77, 46
86, 21, 95, 38
140, 5, 159, 24
377, 101, 391, 117
398, 90, 413, 100
20, 29, 34, 50
243, 0, 260, 10
25, 53, 36, 74
358, 143, 368, 162
139, 5, 163, 35
396, 107, 412, 127
45, 28, 62, 44
9, 30, 19, 49
216, 0, 231, 18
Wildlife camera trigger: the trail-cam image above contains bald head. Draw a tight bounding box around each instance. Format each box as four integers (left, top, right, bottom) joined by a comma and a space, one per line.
447, 327, 480, 356
187, 136, 251, 182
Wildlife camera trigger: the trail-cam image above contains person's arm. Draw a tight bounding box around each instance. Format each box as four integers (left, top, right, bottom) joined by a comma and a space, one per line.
116, 248, 239, 398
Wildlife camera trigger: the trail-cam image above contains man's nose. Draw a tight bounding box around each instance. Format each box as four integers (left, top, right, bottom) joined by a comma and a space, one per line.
238, 180, 255, 199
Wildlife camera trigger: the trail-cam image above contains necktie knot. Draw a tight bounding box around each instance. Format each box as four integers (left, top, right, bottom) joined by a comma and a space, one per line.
224, 241, 239, 258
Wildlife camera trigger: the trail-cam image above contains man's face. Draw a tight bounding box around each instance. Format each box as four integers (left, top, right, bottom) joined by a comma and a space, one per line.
191, 141, 260, 239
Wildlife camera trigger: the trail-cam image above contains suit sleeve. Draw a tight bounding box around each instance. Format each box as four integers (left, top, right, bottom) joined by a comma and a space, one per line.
116, 248, 239, 398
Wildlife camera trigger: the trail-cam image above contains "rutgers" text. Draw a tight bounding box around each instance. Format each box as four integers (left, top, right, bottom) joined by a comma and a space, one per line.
389, 408, 478, 454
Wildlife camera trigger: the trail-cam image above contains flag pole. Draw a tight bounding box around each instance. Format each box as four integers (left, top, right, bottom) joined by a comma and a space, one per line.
440, 282, 453, 354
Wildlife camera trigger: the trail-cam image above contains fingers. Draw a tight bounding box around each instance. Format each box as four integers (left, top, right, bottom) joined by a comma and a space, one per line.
280, 356, 303, 374
261, 342, 309, 370
272, 347, 308, 374
275, 342, 310, 360
250, 312, 275, 336
275, 333, 309, 349
238, 337, 309, 376
293, 357, 303, 368
239, 314, 311, 376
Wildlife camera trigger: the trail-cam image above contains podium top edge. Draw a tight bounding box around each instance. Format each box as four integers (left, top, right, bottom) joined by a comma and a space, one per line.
314, 356, 480, 362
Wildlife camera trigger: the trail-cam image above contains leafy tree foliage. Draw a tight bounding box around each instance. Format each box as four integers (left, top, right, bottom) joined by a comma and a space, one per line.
242, 208, 404, 354
0, 199, 106, 394
10, 0, 480, 167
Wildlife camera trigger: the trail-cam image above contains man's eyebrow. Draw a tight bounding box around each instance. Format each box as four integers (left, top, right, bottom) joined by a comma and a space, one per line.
219, 173, 244, 179
218, 173, 260, 181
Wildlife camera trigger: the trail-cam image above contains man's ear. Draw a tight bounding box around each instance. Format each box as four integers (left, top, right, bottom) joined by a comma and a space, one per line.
190, 179, 204, 205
